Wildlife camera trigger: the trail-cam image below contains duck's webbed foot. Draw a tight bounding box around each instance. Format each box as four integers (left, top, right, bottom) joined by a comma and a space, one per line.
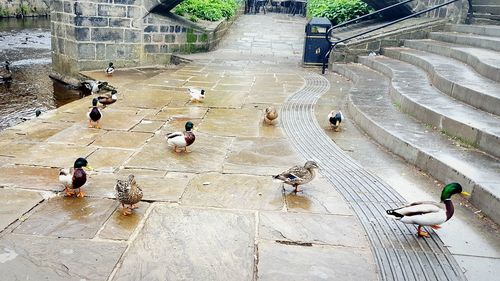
64, 187, 75, 197
417, 225, 430, 238
76, 189, 86, 198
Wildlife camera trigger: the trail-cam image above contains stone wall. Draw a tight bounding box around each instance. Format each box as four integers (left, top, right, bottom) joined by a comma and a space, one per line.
0, 0, 50, 16
362, 0, 470, 23
51, 0, 242, 76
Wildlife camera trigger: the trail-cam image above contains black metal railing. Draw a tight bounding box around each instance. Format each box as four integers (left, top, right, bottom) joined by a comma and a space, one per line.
322, 0, 461, 74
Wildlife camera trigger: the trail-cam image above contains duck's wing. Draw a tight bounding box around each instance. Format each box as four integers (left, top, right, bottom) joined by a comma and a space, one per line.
388, 202, 442, 217
166, 131, 183, 139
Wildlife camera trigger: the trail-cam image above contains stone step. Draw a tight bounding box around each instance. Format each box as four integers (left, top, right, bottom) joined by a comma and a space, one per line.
448, 24, 500, 37
429, 31, 500, 52
473, 5, 500, 15
382, 47, 500, 115
473, 16, 500, 25
474, 13, 500, 21
358, 55, 500, 158
333, 62, 500, 225
404, 39, 500, 83
472, 0, 500, 5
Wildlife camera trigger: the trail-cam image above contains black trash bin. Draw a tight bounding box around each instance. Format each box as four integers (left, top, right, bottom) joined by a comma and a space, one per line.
303, 17, 332, 66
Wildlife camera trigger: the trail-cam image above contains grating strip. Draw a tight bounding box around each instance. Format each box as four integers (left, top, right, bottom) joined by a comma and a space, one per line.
280, 72, 466, 281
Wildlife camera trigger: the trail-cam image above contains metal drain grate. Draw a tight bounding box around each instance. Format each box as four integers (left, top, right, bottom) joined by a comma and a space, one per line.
280, 72, 466, 281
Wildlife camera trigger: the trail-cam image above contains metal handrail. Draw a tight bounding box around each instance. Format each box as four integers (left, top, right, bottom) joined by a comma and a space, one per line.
322, 0, 461, 74
326, 0, 415, 45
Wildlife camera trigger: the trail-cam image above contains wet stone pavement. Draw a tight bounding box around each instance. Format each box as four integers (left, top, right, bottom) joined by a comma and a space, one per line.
6, 12, 490, 280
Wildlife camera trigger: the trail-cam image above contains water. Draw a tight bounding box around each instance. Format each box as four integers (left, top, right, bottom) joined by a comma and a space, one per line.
0, 17, 81, 131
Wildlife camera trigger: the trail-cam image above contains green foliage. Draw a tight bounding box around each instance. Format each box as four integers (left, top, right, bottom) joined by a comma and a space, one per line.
19, 4, 32, 15
307, 0, 372, 25
0, 6, 9, 17
175, 0, 241, 22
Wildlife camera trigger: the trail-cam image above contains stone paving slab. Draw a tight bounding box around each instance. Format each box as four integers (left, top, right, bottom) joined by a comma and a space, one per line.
47, 123, 106, 146
0, 165, 61, 191
86, 148, 135, 172
112, 205, 255, 281
199, 108, 262, 137
99, 202, 151, 240
14, 197, 117, 239
0, 234, 126, 281
257, 241, 377, 281
223, 137, 299, 175
126, 133, 232, 172
130, 120, 165, 133
91, 131, 153, 149
0, 189, 43, 231
182, 172, 283, 211
259, 211, 368, 248
86, 171, 192, 202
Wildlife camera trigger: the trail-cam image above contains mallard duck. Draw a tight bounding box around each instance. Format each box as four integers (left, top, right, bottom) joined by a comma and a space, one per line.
263, 106, 278, 124
105, 62, 115, 76
80, 80, 108, 96
59, 157, 92, 197
0, 61, 12, 81
273, 160, 319, 192
386, 182, 470, 237
165, 121, 196, 153
87, 98, 102, 128
187, 87, 205, 102
115, 174, 143, 215
328, 110, 343, 131
97, 90, 117, 107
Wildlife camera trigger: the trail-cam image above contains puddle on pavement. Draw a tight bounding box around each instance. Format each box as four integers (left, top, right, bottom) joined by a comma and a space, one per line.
285, 191, 312, 210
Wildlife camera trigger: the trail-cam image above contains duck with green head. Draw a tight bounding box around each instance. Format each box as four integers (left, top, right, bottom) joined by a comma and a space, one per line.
165, 121, 196, 153
386, 182, 470, 237
59, 158, 92, 197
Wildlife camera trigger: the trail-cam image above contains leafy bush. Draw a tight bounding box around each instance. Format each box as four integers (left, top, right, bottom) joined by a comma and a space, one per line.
175, 0, 241, 22
307, 0, 372, 25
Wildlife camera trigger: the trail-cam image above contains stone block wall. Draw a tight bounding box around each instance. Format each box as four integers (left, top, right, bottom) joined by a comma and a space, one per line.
410, 0, 469, 23
51, 0, 146, 76
51, 0, 243, 76
0, 0, 50, 16
362, 0, 470, 23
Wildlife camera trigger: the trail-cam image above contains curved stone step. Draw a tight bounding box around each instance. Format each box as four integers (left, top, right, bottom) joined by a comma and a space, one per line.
333, 62, 500, 225
358, 55, 500, 158
473, 0, 500, 5
404, 39, 500, 83
429, 31, 500, 52
473, 5, 500, 15
382, 47, 500, 115
448, 24, 500, 37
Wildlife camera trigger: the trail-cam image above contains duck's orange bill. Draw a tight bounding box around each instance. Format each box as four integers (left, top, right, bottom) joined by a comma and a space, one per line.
84, 165, 94, 171
461, 191, 470, 196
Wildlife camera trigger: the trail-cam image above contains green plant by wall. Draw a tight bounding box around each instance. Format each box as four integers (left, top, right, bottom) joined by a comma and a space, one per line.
307, 0, 372, 25
175, 0, 241, 22
0, 6, 9, 17
18, 3, 32, 15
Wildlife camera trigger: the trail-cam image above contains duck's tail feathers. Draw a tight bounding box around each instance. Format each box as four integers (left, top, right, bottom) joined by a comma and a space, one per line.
386, 209, 404, 218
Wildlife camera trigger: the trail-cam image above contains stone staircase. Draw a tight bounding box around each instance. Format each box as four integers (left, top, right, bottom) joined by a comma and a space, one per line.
472, 0, 500, 25
333, 23, 500, 225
